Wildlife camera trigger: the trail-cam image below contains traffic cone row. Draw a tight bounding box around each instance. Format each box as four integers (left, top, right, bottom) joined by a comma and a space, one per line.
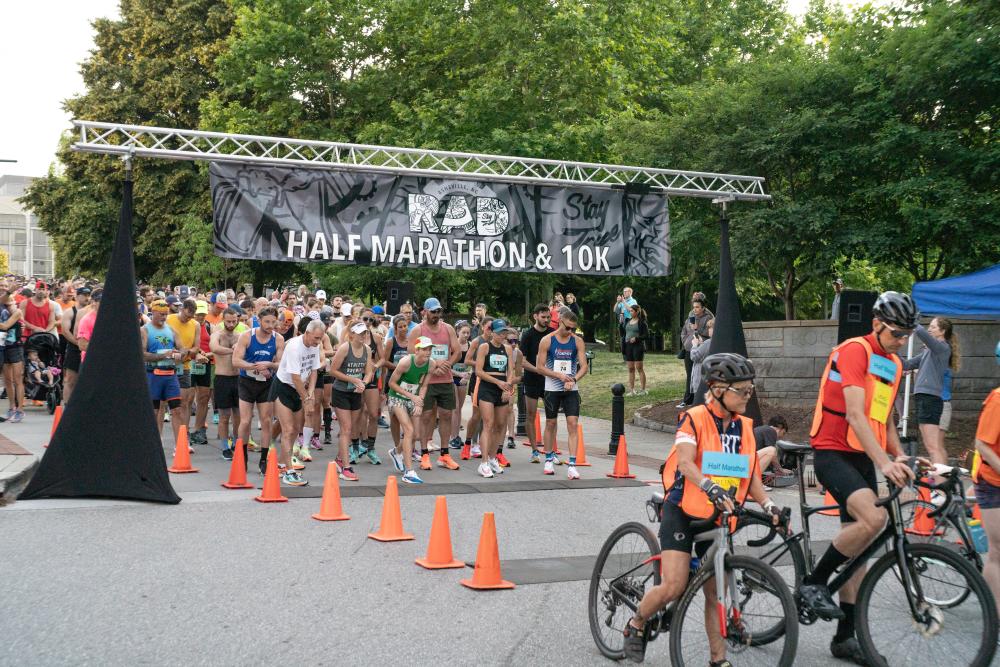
168, 425, 199, 474
607, 434, 636, 479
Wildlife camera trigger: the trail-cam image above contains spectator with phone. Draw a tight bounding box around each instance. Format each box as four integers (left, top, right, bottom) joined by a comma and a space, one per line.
613, 286, 638, 349
679, 292, 714, 408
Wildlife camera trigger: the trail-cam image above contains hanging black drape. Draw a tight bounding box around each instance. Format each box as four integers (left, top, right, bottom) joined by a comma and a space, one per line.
20, 176, 181, 503
693, 214, 763, 426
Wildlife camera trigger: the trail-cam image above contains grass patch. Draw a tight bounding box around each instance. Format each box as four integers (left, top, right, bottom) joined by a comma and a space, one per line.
577, 351, 687, 422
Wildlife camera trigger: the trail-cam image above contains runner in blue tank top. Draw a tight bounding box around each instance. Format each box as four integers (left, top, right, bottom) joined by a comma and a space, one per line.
232, 306, 285, 475
140, 300, 186, 450
536, 306, 589, 480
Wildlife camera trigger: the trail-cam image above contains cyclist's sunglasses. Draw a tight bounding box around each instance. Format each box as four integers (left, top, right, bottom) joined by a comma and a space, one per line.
724, 384, 755, 398
880, 323, 913, 339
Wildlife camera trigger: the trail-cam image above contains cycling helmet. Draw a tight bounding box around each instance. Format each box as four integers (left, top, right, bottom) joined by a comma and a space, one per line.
703, 353, 756, 385
872, 291, 918, 329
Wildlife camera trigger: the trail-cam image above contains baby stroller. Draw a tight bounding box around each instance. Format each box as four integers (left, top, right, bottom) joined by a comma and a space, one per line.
24, 332, 62, 414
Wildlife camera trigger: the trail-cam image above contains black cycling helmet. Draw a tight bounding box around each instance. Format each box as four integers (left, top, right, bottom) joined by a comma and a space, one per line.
703, 353, 756, 385
872, 291, 918, 329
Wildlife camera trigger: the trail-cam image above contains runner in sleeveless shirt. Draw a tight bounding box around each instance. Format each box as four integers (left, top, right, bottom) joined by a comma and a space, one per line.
537, 306, 588, 480
504, 328, 524, 455
384, 315, 413, 461
232, 307, 285, 476
356, 308, 383, 465
461, 315, 493, 460
141, 300, 186, 452
386, 337, 434, 484
210, 307, 242, 461
407, 297, 461, 471
474, 319, 516, 478
60, 286, 92, 403
320, 310, 338, 446
450, 321, 473, 453
331, 321, 374, 481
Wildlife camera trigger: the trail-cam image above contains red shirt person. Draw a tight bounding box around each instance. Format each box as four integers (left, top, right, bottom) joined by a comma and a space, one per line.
21, 282, 57, 341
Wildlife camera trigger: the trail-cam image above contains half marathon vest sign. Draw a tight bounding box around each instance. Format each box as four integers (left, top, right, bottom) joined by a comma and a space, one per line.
210, 163, 669, 276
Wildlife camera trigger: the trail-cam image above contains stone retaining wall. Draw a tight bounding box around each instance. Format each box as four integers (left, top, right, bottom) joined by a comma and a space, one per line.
745, 319, 1000, 414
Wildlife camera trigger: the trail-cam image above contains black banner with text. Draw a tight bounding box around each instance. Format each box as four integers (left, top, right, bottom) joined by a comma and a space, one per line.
210, 163, 669, 276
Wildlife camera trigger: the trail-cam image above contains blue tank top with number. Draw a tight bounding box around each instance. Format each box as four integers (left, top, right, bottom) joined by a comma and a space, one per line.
544, 334, 578, 392
240, 328, 277, 378
144, 322, 176, 371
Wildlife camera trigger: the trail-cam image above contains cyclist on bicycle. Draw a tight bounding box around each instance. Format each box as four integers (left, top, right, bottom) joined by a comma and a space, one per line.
797, 291, 920, 665
970, 339, 1000, 618
624, 352, 785, 664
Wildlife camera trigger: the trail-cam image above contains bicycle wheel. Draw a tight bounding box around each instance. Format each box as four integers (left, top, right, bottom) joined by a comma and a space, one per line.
856, 542, 998, 667
668, 555, 798, 667
588, 522, 661, 660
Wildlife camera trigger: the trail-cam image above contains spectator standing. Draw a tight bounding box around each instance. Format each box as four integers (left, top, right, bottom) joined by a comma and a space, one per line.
469, 303, 487, 339
549, 293, 565, 331
613, 286, 638, 347
903, 317, 960, 464
565, 292, 581, 319
679, 292, 714, 407
828, 278, 844, 320
623, 303, 649, 395
687, 317, 714, 405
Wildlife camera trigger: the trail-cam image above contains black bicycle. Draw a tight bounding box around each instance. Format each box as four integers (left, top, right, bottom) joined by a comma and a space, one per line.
588, 492, 798, 666
736, 439, 998, 666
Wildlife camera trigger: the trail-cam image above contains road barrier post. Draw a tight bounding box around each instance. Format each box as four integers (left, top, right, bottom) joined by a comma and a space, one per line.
516, 383, 527, 437
609, 383, 625, 455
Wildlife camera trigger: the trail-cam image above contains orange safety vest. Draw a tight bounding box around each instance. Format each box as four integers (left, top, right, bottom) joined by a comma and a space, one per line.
661, 404, 759, 520
809, 336, 902, 452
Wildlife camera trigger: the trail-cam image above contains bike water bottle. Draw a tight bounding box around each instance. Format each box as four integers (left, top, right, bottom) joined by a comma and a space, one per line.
689, 557, 700, 573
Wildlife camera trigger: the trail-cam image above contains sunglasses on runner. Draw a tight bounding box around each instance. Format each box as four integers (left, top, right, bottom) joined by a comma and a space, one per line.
363, 317, 375, 323
428, 308, 443, 314
881, 324, 913, 339
724, 385, 755, 398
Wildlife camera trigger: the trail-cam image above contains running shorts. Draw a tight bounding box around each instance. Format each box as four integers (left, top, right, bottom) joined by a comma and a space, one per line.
543, 390, 580, 419
974, 479, 1000, 510
190, 364, 212, 388
214, 374, 239, 411
523, 376, 544, 400
64, 345, 81, 373
813, 449, 878, 524
315, 370, 326, 389
658, 500, 713, 558
269, 378, 301, 411
332, 387, 363, 411
177, 371, 192, 390
475, 380, 509, 407
388, 394, 416, 414
147, 371, 182, 402
915, 393, 944, 426
424, 382, 456, 411
238, 375, 273, 404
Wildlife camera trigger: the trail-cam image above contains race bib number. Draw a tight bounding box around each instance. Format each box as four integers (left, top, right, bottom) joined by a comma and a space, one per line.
869, 381, 892, 424
248, 368, 267, 381
190, 363, 207, 376
489, 354, 507, 372
401, 381, 419, 396
431, 344, 449, 361
553, 359, 572, 375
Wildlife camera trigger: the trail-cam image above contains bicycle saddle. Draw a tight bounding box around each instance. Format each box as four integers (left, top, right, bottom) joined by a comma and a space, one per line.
776, 439, 812, 455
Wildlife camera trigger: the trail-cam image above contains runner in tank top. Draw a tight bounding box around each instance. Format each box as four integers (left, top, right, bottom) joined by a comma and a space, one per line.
473, 319, 515, 478
407, 297, 461, 472
385, 338, 434, 485
384, 314, 413, 458
460, 315, 494, 460
537, 306, 588, 480
354, 308, 384, 466
232, 306, 285, 475
450, 321, 473, 455
330, 321, 374, 481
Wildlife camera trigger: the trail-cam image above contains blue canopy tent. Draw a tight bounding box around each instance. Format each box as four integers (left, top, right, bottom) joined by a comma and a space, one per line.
912, 263, 1000, 319
900, 263, 1000, 436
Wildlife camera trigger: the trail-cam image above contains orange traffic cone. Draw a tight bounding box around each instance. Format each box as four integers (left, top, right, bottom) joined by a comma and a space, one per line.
573, 423, 591, 467
416, 496, 465, 569
818, 490, 839, 516
606, 435, 636, 479
905, 482, 940, 536
368, 476, 414, 542
460, 512, 515, 590
972, 501, 982, 522
254, 447, 288, 503
534, 412, 542, 446
221, 438, 254, 489
312, 462, 350, 521
168, 425, 199, 473
45, 405, 63, 448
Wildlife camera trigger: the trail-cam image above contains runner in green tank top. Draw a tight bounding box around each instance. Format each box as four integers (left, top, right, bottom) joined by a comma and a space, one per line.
386, 337, 434, 484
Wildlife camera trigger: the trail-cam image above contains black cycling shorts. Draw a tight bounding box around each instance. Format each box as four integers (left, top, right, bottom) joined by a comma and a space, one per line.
658, 500, 712, 558
915, 393, 944, 426
543, 390, 580, 419
332, 388, 363, 412
813, 449, 878, 524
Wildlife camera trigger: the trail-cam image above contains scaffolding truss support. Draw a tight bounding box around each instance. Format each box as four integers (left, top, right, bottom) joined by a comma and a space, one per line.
71, 120, 770, 201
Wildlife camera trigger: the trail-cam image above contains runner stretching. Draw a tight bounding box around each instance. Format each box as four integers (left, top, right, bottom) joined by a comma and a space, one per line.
386, 337, 434, 484
536, 306, 588, 480
269, 320, 324, 487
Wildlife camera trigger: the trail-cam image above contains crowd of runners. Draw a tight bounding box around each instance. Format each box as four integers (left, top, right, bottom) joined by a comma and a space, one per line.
128, 284, 589, 488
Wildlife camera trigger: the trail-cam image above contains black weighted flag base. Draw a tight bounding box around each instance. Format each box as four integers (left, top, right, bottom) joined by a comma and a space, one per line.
20, 172, 180, 503
693, 207, 763, 426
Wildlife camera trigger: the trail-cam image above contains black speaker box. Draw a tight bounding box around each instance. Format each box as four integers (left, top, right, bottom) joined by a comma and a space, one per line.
385, 281, 414, 315
836, 290, 878, 343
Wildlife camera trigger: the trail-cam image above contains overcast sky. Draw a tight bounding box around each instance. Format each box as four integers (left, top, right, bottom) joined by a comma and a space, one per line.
1, 0, 877, 178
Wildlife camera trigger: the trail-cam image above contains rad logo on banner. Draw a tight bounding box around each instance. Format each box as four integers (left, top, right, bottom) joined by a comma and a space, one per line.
210, 163, 670, 276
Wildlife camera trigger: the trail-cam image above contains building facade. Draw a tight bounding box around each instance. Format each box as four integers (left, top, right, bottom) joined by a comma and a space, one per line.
0, 175, 55, 278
